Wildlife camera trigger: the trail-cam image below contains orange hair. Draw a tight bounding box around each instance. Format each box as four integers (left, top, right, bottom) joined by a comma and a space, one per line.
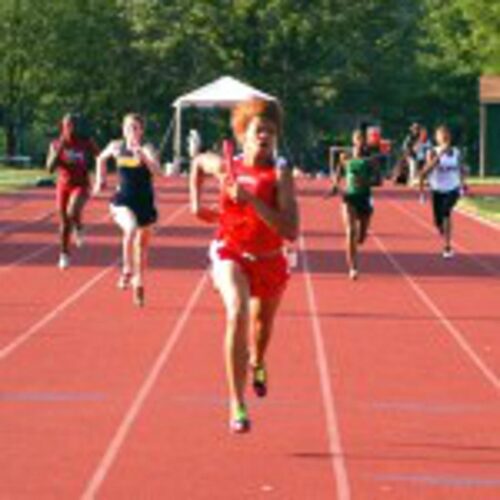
231, 99, 282, 139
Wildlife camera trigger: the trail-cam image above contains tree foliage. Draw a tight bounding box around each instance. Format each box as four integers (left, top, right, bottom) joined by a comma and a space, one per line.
0, 0, 497, 167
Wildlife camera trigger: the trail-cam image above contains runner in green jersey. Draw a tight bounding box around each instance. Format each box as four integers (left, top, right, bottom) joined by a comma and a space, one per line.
327, 130, 374, 279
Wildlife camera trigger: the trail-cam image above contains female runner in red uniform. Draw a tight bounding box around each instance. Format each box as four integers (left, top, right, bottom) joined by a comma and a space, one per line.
46, 113, 99, 269
190, 99, 299, 433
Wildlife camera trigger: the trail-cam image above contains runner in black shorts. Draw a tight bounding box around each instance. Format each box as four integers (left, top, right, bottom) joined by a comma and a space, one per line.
327, 130, 374, 279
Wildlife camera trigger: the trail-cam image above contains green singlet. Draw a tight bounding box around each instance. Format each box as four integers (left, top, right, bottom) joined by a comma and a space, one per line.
345, 158, 371, 196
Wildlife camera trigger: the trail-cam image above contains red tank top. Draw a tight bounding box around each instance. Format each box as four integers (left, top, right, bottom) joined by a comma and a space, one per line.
218, 157, 283, 254
53, 138, 99, 187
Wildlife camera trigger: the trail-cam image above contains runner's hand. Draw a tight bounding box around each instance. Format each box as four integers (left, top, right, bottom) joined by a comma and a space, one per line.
225, 178, 250, 204
324, 185, 339, 199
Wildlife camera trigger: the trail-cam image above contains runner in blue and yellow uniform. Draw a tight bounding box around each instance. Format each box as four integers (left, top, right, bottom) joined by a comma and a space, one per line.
94, 113, 163, 306
328, 130, 373, 280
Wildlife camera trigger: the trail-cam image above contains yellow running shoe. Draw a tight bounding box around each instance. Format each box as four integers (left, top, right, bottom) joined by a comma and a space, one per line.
252, 364, 267, 398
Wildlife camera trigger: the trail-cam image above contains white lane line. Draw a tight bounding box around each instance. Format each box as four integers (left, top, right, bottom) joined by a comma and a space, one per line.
373, 234, 500, 392
390, 200, 500, 277
456, 207, 500, 231
299, 234, 351, 500
81, 273, 209, 500
0, 191, 51, 215
0, 262, 117, 360
0, 243, 56, 275
0, 209, 109, 275
0, 205, 187, 360
0, 210, 54, 235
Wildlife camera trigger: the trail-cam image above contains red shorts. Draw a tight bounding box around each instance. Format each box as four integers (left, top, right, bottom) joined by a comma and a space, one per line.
209, 241, 289, 299
56, 182, 88, 212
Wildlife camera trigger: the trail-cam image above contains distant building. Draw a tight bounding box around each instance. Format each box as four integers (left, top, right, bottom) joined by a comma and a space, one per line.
479, 76, 500, 176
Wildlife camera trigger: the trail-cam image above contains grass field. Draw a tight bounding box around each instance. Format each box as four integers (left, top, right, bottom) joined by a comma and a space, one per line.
459, 195, 500, 223
0, 166, 54, 193
0, 167, 499, 224
467, 176, 500, 185
456, 176, 500, 223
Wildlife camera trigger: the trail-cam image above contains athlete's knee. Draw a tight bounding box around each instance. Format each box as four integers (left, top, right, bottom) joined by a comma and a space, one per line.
346, 226, 357, 240
59, 212, 71, 228
122, 224, 137, 246
66, 208, 78, 225
225, 297, 248, 327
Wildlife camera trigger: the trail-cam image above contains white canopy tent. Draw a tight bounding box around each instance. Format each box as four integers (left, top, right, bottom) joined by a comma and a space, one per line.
171, 76, 276, 167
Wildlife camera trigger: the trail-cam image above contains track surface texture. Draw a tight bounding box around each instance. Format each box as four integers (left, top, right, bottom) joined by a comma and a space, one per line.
0, 178, 499, 499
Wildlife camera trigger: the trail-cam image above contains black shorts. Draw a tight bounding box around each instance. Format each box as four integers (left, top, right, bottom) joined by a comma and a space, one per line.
112, 193, 158, 227
431, 189, 459, 230
343, 193, 374, 216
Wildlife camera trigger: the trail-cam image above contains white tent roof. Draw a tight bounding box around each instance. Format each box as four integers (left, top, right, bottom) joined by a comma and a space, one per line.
173, 76, 276, 108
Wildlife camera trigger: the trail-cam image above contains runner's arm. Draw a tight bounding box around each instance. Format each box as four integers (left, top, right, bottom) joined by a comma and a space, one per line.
419, 149, 438, 193
326, 155, 346, 197
138, 144, 163, 177
189, 152, 223, 223
458, 150, 469, 195
231, 166, 299, 241
93, 140, 119, 193
45, 142, 64, 173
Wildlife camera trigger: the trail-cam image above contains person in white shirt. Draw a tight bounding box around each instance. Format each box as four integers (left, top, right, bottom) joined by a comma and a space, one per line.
419, 125, 466, 258
187, 129, 202, 159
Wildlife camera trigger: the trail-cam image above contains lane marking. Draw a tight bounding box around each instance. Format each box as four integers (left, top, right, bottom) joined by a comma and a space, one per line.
0, 263, 117, 361
390, 200, 500, 277
0, 205, 187, 360
0, 210, 54, 236
81, 273, 208, 500
373, 234, 500, 392
299, 234, 351, 500
457, 207, 500, 231
0, 244, 58, 275
0, 207, 111, 275
0, 191, 52, 215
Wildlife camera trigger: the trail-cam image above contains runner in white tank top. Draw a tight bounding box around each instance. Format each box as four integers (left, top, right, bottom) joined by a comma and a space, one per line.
420, 125, 466, 258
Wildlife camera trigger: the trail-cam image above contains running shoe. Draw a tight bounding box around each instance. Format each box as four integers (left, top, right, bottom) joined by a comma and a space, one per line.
117, 272, 132, 290
229, 405, 251, 434
74, 228, 84, 248
349, 268, 358, 280
252, 364, 268, 398
442, 248, 454, 259
58, 253, 70, 270
133, 285, 145, 307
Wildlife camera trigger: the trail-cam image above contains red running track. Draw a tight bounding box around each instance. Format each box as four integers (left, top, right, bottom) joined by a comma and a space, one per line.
0, 178, 499, 499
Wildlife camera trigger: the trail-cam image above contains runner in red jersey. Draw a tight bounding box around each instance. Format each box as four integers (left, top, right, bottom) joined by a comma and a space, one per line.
46, 113, 99, 269
190, 99, 299, 433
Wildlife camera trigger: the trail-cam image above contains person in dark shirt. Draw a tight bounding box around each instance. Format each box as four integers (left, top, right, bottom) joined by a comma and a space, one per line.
94, 113, 164, 306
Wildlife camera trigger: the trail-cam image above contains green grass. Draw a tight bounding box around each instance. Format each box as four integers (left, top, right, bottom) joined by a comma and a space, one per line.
467, 176, 500, 185
0, 166, 54, 193
459, 195, 500, 223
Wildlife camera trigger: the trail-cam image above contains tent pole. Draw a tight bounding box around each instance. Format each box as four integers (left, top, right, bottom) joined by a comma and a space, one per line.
479, 103, 486, 178
174, 104, 182, 172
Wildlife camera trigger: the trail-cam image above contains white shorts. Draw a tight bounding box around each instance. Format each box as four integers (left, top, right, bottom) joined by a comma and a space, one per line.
110, 205, 137, 234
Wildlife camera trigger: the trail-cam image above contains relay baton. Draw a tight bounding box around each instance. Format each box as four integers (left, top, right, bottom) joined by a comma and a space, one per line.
222, 138, 235, 182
